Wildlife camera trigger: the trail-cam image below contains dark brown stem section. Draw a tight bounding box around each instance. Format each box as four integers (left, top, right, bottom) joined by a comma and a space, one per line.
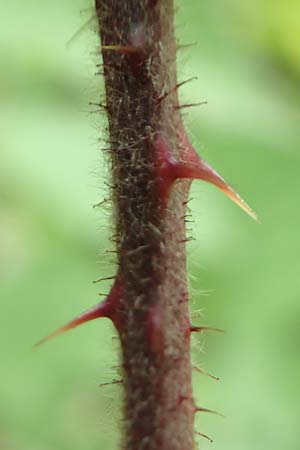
95, 1, 195, 449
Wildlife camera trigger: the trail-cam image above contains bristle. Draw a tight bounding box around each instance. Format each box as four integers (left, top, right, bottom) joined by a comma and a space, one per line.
174, 101, 207, 110
195, 406, 225, 418
93, 275, 116, 284
190, 325, 224, 333
99, 379, 123, 387
193, 365, 220, 381
157, 77, 198, 104
177, 42, 197, 51
195, 431, 213, 443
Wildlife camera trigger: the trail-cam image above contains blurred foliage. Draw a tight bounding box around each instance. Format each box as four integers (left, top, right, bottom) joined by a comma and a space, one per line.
0, 1, 299, 449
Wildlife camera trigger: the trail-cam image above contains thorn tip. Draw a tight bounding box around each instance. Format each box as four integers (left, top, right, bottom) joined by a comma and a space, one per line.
34, 277, 123, 347
178, 129, 259, 221
34, 301, 110, 348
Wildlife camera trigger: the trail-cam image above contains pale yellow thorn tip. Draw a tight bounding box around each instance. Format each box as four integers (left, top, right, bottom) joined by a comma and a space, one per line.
220, 185, 260, 223
33, 325, 70, 348
197, 160, 260, 222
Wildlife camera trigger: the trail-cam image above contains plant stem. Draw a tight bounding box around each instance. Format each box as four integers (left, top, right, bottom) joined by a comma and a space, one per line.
95, 1, 195, 449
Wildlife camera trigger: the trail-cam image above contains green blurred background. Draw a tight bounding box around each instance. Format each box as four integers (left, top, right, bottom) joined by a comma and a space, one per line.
1, 1, 299, 449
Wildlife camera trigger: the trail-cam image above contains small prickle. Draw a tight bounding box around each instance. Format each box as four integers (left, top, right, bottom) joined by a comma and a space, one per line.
194, 406, 225, 418
190, 325, 224, 334
34, 278, 123, 347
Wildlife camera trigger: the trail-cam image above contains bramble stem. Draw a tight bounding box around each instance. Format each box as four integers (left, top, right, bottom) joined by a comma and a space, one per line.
95, 1, 195, 449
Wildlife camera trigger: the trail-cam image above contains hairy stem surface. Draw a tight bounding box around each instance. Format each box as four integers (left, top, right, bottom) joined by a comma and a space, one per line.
95, 1, 195, 449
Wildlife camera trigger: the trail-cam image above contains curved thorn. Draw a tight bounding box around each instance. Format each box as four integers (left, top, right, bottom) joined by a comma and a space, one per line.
199, 160, 259, 222
34, 301, 111, 348
34, 277, 122, 347
178, 129, 259, 221
178, 158, 258, 221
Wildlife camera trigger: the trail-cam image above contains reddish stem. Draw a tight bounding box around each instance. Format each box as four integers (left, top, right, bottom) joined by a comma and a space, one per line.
95, 1, 194, 449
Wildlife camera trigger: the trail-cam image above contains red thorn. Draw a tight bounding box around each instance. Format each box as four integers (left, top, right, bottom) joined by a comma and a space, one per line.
154, 131, 258, 221
195, 406, 225, 418
34, 301, 110, 348
34, 278, 123, 347
190, 325, 224, 334
178, 129, 259, 221
195, 432, 214, 443
189, 158, 259, 221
